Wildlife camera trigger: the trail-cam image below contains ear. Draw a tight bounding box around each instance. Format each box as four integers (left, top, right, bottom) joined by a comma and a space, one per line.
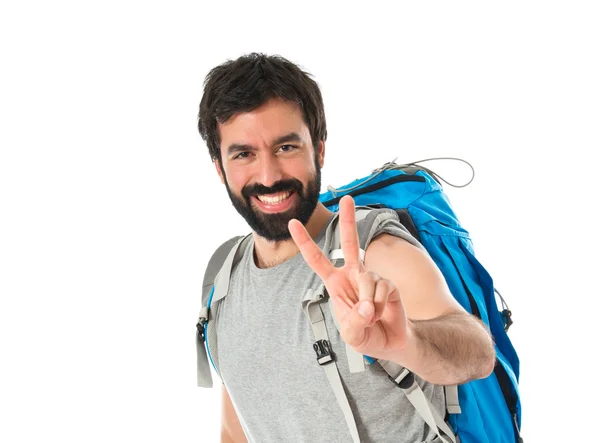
316, 140, 325, 168
214, 159, 225, 185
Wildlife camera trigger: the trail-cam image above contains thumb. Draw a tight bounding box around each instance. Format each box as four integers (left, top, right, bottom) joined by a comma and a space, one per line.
340, 301, 373, 348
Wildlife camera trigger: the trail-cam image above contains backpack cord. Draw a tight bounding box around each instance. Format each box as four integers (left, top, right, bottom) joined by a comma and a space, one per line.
325, 157, 475, 197
495, 288, 509, 312
395, 157, 475, 189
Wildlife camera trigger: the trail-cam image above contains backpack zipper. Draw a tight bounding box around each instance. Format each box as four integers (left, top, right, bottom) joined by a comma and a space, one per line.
322, 174, 425, 207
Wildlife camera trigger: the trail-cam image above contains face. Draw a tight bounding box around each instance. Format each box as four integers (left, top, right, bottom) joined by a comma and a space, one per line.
215, 98, 325, 241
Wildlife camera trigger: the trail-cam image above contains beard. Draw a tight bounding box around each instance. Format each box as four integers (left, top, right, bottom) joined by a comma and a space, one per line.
223, 161, 322, 242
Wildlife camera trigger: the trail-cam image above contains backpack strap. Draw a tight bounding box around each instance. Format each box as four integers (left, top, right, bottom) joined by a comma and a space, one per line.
326, 207, 419, 373
313, 207, 458, 442
197, 234, 247, 388
444, 385, 462, 414
378, 360, 456, 443
302, 284, 361, 443
324, 207, 372, 374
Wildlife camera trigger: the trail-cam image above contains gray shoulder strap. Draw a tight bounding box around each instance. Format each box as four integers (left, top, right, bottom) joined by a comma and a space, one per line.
302, 284, 361, 443
320, 208, 459, 441
326, 207, 402, 374
196, 235, 246, 388
327, 206, 414, 265
201, 236, 245, 306
378, 360, 456, 443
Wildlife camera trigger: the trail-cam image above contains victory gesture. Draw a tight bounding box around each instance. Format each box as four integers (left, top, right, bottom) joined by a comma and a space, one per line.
288, 196, 411, 362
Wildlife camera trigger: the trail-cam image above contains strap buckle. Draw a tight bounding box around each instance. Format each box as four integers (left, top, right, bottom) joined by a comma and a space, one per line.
197, 316, 207, 341
501, 309, 513, 332
313, 339, 335, 365
389, 367, 415, 389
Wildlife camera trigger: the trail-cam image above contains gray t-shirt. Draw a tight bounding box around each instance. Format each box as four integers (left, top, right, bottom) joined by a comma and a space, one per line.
215, 210, 446, 442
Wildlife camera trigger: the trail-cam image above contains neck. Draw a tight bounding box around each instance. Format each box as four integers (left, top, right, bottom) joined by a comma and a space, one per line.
252, 203, 332, 269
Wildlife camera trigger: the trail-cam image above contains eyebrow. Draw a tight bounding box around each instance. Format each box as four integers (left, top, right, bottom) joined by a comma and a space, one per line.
226, 132, 303, 156
272, 132, 303, 146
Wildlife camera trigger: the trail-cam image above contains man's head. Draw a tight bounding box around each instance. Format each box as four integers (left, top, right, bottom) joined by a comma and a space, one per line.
197, 53, 328, 241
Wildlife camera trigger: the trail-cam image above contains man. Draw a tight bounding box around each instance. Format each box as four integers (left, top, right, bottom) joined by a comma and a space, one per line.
197, 53, 495, 443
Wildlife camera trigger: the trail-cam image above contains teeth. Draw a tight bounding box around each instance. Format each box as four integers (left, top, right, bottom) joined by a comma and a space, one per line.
257, 191, 292, 204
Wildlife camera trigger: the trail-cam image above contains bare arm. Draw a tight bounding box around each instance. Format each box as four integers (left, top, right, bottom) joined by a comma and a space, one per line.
364, 233, 495, 385
405, 311, 495, 384
221, 385, 247, 443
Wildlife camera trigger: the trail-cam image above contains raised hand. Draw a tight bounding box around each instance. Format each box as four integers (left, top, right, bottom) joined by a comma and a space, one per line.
288, 196, 410, 361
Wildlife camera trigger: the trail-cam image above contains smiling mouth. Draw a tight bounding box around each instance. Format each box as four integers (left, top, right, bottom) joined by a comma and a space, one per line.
254, 191, 293, 204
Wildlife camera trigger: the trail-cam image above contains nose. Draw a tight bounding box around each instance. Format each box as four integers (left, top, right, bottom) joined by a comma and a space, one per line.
257, 153, 283, 188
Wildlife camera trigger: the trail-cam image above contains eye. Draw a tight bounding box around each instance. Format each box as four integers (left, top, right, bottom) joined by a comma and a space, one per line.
279, 144, 298, 153
233, 151, 251, 160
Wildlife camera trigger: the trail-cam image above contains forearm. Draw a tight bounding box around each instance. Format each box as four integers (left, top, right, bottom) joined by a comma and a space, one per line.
221, 429, 247, 443
392, 312, 496, 385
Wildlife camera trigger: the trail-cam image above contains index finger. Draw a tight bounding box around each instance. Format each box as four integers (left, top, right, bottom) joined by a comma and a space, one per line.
288, 219, 336, 281
338, 195, 361, 268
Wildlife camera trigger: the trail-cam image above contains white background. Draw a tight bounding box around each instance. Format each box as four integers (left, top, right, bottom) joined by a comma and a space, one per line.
1, 1, 598, 442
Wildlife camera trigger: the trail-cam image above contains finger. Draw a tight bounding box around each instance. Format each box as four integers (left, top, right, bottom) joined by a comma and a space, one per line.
340, 300, 373, 349
358, 271, 378, 326
288, 219, 336, 281
371, 278, 393, 327
358, 271, 379, 304
339, 195, 361, 268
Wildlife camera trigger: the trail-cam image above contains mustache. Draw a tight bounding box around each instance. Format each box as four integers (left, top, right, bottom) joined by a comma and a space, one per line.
242, 179, 303, 199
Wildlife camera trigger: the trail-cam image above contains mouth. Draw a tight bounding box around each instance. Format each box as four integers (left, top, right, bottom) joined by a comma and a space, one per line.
252, 191, 296, 213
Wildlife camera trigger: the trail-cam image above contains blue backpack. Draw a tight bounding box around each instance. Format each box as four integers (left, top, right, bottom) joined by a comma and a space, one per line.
317, 158, 522, 443
196, 158, 522, 443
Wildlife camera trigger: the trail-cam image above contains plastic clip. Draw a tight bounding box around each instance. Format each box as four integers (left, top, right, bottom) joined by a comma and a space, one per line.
197, 317, 207, 341
313, 339, 334, 365
501, 309, 513, 332
389, 368, 415, 389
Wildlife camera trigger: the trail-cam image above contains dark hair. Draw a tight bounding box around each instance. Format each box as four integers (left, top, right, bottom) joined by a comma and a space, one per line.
197, 53, 327, 165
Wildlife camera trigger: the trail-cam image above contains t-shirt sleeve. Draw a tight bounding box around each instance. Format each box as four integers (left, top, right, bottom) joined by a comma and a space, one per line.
358, 208, 424, 252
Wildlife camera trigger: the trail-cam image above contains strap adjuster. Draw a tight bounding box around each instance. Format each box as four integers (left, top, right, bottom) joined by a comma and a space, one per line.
389, 368, 415, 389
197, 317, 207, 341
501, 309, 513, 332
313, 339, 335, 365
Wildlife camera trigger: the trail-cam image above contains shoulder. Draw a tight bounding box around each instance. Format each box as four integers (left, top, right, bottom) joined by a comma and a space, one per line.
363, 231, 429, 275
357, 207, 431, 283
361, 210, 462, 319
355, 207, 422, 251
